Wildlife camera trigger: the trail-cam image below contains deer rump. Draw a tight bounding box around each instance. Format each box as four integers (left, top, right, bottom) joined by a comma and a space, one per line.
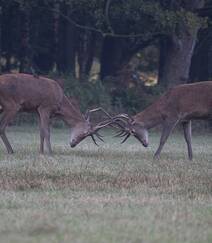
0, 73, 64, 154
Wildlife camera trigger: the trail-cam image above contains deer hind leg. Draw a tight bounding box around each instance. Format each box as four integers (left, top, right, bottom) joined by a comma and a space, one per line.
182, 120, 193, 160
38, 107, 52, 154
154, 118, 179, 159
0, 107, 19, 154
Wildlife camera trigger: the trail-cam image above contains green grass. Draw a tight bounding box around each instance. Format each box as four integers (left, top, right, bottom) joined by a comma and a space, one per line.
0, 126, 211, 243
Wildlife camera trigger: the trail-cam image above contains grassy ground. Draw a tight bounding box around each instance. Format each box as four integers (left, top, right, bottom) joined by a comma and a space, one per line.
0, 126, 211, 243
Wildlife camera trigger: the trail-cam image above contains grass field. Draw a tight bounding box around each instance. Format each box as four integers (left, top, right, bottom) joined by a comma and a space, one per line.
0, 126, 211, 243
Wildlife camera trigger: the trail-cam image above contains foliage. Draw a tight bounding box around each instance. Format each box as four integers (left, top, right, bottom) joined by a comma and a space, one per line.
0, 0, 209, 77
53, 74, 112, 112
0, 0, 212, 115
63, 0, 206, 37
51, 73, 164, 115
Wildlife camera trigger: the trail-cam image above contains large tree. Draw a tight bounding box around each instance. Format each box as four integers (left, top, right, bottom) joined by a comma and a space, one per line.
0, 0, 209, 87
98, 0, 207, 88
190, 1, 212, 81
158, 0, 206, 87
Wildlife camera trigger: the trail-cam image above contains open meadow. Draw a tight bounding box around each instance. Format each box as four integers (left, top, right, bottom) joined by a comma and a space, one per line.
0, 126, 211, 243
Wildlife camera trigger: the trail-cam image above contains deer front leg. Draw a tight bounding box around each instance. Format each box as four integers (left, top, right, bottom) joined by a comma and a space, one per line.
0, 108, 19, 154
154, 118, 179, 159
38, 108, 52, 154
38, 117, 44, 154
182, 120, 193, 160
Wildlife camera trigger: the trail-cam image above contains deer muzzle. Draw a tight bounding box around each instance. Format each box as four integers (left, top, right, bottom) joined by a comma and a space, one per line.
70, 140, 77, 148
134, 134, 149, 147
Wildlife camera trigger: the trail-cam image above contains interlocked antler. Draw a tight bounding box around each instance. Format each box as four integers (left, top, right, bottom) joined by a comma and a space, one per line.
110, 113, 134, 144
85, 109, 135, 145
85, 107, 115, 146
91, 118, 117, 146
85, 107, 113, 121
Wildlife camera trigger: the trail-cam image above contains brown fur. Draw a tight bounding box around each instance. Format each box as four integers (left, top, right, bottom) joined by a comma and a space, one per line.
0, 73, 86, 154
134, 81, 212, 127
133, 81, 212, 159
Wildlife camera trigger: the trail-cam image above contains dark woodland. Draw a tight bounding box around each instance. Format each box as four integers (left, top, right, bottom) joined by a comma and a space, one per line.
0, 0, 212, 113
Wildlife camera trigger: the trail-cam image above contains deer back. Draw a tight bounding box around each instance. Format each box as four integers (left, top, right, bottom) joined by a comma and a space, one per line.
0, 73, 64, 111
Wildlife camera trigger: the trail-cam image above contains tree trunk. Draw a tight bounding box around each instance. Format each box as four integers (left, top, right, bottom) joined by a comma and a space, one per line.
208, 26, 212, 79
190, 27, 212, 81
19, 9, 31, 73
0, 5, 2, 73
65, 23, 76, 76
100, 36, 156, 85
56, 3, 76, 75
158, 32, 198, 87
30, 2, 55, 74
158, 0, 205, 87
77, 31, 97, 81
100, 37, 131, 81
2, 3, 13, 73
54, 1, 60, 66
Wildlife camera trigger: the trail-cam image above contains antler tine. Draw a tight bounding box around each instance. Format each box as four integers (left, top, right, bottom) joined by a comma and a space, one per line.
86, 107, 113, 121
95, 132, 105, 142
95, 131, 104, 138
113, 129, 126, 137
121, 133, 131, 144
93, 119, 115, 131
109, 115, 133, 128
113, 113, 133, 122
91, 134, 99, 146
114, 132, 129, 138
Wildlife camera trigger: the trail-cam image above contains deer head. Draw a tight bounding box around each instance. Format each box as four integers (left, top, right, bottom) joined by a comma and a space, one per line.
70, 108, 113, 148
112, 114, 149, 147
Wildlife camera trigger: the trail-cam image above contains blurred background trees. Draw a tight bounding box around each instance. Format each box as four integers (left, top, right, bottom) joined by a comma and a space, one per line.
0, 0, 211, 113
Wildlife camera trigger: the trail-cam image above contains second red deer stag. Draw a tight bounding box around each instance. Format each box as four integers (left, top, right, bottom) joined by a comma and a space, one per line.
113, 81, 212, 160
0, 73, 111, 154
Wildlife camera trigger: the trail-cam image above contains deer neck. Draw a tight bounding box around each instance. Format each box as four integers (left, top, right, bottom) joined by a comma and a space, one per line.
133, 102, 163, 129
58, 96, 85, 126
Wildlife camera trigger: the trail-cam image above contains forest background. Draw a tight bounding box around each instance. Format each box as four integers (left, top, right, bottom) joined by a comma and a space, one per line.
0, 0, 212, 119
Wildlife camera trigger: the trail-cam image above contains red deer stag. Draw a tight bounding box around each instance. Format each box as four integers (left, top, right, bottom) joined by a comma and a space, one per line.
0, 73, 112, 154
112, 81, 212, 160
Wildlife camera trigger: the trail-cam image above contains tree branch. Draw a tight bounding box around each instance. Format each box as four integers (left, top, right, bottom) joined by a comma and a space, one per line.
37, 4, 164, 39
195, 6, 212, 16
105, 0, 114, 34
128, 34, 162, 56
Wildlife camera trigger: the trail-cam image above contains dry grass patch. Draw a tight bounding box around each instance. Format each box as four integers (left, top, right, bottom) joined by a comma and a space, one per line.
0, 126, 211, 243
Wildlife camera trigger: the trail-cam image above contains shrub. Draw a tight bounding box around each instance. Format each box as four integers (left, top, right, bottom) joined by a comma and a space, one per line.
62, 75, 112, 113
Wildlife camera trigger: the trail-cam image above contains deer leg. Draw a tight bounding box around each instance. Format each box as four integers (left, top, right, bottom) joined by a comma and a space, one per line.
38, 117, 44, 154
0, 108, 19, 153
38, 108, 52, 154
182, 120, 193, 160
154, 118, 179, 159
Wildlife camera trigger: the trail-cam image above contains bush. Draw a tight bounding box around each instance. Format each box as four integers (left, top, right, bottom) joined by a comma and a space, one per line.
12, 73, 164, 126
62, 75, 112, 113
110, 84, 164, 115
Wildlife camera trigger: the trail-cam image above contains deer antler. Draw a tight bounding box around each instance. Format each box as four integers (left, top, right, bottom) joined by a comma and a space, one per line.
93, 119, 114, 132
112, 114, 134, 124
110, 114, 135, 143
89, 118, 115, 146
88, 111, 134, 146
85, 107, 113, 121
85, 108, 121, 146
91, 134, 99, 146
